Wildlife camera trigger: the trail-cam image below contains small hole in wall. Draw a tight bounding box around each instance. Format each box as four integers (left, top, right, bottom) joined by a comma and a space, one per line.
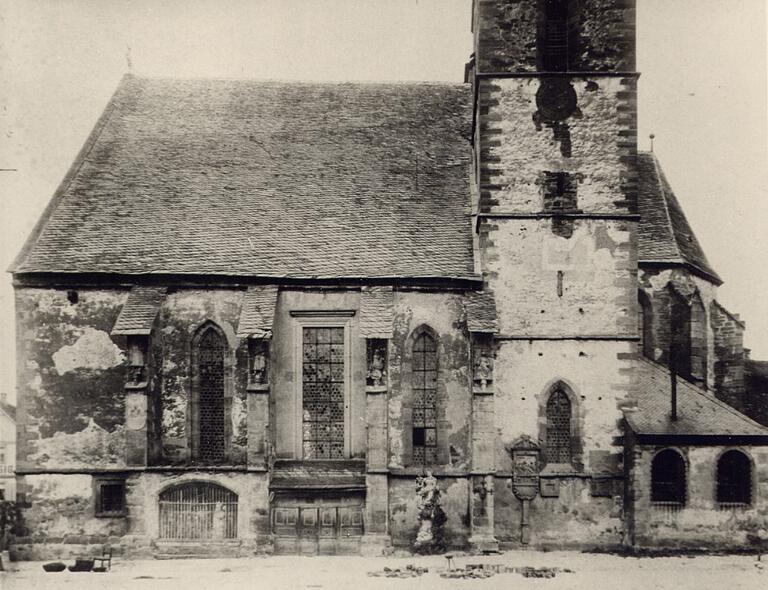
578, 308, 584, 314
538, 352, 543, 357
579, 351, 587, 357
581, 395, 586, 401
598, 396, 602, 400
521, 397, 526, 401
66, 290, 79, 304
540, 310, 546, 314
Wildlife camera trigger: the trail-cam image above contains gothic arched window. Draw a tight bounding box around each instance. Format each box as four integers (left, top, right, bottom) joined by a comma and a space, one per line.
669, 289, 692, 379
651, 449, 686, 505
545, 389, 572, 464
194, 324, 227, 463
412, 331, 438, 465
639, 290, 654, 359
717, 450, 752, 506
690, 293, 707, 385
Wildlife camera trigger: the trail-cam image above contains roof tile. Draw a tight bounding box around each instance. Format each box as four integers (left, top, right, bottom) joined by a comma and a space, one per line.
111, 286, 167, 335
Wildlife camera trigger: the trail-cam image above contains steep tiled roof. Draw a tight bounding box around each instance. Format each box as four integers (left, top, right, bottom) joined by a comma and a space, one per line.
12, 75, 475, 281
236, 286, 279, 338
270, 460, 366, 490
111, 286, 167, 335
625, 357, 768, 439
464, 291, 498, 333
637, 152, 721, 284
359, 287, 394, 339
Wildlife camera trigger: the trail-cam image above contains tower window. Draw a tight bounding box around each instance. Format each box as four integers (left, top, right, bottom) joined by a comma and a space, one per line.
412, 331, 438, 465
545, 389, 572, 464
538, 0, 580, 72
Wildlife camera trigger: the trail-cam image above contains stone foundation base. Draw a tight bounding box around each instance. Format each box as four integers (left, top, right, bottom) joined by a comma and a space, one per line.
360, 534, 393, 556
468, 535, 500, 554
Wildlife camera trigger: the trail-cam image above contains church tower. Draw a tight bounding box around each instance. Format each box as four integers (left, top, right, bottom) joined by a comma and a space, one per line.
469, 1, 639, 545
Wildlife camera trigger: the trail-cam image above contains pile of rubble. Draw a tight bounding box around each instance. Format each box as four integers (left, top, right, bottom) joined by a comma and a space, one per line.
440, 566, 498, 579
367, 564, 429, 578
440, 563, 574, 580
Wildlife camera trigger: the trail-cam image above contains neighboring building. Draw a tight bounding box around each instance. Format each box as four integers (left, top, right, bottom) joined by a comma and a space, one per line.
8, 0, 768, 559
0, 394, 16, 501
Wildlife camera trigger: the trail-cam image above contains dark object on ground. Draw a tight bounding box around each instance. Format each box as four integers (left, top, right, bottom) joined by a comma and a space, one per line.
93, 545, 113, 571
42, 561, 67, 572
368, 564, 429, 578
93, 566, 108, 572
68, 558, 94, 572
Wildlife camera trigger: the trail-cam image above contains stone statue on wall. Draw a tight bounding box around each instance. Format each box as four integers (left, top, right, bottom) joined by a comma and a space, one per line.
474, 350, 494, 390
250, 343, 267, 385
367, 344, 386, 388
413, 471, 447, 554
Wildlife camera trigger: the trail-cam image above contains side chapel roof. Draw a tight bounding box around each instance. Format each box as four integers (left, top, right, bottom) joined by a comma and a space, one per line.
625, 357, 768, 441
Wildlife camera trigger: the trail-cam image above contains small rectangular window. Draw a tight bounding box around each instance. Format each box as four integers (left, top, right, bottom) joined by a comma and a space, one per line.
95, 478, 126, 517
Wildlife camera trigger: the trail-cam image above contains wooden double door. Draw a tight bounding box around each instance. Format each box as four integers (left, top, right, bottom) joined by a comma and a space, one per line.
272, 496, 364, 555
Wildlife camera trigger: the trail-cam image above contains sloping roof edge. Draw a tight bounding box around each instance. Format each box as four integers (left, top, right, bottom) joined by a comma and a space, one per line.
8, 74, 132, 275
625, 357, 768, 440
638, 152, 722, 285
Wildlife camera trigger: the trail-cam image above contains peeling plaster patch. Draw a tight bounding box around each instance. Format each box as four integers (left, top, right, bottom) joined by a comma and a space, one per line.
26, 474, 92, 500
648, 270, 674, 291
52, 327, 124, 375
29, 419, 126, 468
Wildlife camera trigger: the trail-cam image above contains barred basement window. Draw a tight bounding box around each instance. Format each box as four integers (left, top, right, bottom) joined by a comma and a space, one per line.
717, 450, 752, 507
412, 331, 438, 465
651, 449, 686, 505
95, 478, 126, 517
545, 389, 572, 464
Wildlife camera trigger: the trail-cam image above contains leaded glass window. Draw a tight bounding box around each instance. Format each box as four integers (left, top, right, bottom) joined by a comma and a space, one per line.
302, 327, 345, 459
412, 332, 438, 464
198, 327, 226, 463
545, 389, 571, 464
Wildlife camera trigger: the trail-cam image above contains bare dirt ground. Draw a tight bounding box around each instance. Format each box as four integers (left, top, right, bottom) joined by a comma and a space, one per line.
1, 551, 766, 590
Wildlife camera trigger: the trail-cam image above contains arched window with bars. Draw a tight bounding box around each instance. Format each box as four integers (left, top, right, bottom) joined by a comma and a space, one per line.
651, 449, 686, 506
545, 388, 572, 464
717, 450, 752, 508
412, 330, 438, 465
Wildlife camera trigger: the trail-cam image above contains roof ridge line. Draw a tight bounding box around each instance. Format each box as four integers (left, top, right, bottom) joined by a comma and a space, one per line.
649, 153, 685, 264
639, 356, 768, 433
8, 74, 133, 274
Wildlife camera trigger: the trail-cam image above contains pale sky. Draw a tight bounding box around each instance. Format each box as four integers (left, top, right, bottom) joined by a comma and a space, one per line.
0, 0, 766, 404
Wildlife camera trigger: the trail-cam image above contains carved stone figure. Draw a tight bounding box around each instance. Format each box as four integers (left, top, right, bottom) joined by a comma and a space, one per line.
413, 471, 447, 554
367, 346, 386, 387
474, 350, 494, 390
250, 347, 267, 384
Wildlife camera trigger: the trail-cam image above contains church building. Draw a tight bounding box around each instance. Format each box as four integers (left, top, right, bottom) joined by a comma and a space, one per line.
9, 0, 768, 558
